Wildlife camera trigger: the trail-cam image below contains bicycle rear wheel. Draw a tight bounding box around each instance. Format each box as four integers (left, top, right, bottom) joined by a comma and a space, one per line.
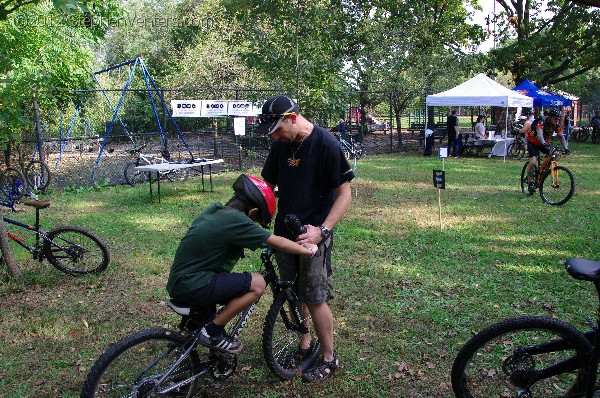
25, 160, 51, 192
43, 226, 110, 275
80, 328, 203, 398
539, 165, 575, 206
520, 162, 538, 195
123, 162, 148, 186
165, 168, 189, 182
262, 291, 321, 380
451, 316, 591, 398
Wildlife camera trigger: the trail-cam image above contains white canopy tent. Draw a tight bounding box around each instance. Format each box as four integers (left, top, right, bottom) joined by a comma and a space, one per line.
425, 73, 534, 159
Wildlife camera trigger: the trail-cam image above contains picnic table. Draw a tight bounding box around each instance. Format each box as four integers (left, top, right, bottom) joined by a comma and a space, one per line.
135, 159, 224, 203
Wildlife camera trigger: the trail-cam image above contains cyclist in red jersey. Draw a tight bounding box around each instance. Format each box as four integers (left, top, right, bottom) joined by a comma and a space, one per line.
525, 108, 570, 194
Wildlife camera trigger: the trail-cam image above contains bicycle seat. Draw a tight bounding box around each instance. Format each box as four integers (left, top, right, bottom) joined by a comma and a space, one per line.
23, 198, 51, 209
566, 258, 600, 282
167, 299, 191, 316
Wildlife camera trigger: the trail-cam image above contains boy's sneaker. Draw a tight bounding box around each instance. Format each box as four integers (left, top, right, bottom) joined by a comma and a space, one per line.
301, 353, 339, 382
528, 182, 536, 195
198, 327, 242, 353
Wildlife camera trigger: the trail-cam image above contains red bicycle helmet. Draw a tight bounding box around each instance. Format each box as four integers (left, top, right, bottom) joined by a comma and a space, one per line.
232, 174, 276, 226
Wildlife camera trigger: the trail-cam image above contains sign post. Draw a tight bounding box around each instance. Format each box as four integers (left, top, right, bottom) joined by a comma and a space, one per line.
434, 146, 448, 231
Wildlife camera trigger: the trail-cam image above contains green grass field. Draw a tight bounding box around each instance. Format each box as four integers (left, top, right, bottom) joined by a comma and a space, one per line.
1, 141, 599, 397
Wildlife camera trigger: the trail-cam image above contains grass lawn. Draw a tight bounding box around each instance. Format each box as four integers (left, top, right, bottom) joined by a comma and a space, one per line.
1, 141, 599, 397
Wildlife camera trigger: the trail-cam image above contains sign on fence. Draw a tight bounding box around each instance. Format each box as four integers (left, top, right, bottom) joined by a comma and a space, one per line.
171, 100, 201, 117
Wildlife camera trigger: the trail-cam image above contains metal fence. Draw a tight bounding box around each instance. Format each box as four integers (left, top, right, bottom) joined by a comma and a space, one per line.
15, 87, 422, 190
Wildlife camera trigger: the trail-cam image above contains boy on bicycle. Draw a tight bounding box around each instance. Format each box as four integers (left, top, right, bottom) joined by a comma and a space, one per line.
525, 108, 569, 194
166, 174, 318, 353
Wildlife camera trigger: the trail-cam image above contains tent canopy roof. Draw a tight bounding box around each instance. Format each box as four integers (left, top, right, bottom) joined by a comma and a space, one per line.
512, 79, 572, 107
426, 73, 533, 108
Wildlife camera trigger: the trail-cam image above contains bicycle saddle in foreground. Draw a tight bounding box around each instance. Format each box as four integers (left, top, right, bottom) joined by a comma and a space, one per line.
23, 198, 51, 209
566, 258, 600, 282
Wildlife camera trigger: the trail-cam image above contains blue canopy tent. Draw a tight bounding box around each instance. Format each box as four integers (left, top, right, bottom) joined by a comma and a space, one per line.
513, 79, 572, 107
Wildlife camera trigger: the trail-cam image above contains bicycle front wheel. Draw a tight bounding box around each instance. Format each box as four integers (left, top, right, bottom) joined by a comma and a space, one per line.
43, 226, 110, 275
80, 328, 203, 398
262, 291, 321, 380
25, 160, 51, 191
124, 162, 148, 186
540, 165, 575, 206
451, 316, 590, 398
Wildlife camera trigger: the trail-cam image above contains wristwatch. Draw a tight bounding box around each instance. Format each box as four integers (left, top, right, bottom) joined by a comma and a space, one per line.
319, 225, 331, 238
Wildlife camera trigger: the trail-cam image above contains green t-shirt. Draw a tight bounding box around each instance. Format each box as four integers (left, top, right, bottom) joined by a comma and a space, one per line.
166, 203, 272, 297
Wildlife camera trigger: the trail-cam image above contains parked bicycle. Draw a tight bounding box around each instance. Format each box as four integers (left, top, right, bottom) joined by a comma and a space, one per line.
0, 167, 44, 203
520, 146, 575, 206
80, 222, 321, 397
451, 257, 600, 398
334, 132, 367, 171
0, 197, 110, 275
123, 146, 189, 186
507, 123, 527, 160
571, 126, 591, 143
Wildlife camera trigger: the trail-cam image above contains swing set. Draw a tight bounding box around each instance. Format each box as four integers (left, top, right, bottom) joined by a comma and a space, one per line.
50, 57, 194, 182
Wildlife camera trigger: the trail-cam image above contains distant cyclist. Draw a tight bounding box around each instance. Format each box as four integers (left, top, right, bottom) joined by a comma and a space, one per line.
525, 108, 570, 194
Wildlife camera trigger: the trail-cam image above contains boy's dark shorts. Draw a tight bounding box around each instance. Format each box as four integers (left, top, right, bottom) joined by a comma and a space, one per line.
172, 272, 252, 307
275, 237, 333, 304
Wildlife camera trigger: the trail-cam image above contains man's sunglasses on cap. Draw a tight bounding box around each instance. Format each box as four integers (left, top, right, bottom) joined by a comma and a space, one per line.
259, 112, 296, 124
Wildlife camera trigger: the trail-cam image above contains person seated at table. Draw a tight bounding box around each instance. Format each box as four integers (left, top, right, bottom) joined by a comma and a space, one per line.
474, 115, 487, 140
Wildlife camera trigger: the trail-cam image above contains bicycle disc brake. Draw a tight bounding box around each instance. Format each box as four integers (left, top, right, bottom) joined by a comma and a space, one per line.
502, 352, 536, 389
209, 350, 237, 381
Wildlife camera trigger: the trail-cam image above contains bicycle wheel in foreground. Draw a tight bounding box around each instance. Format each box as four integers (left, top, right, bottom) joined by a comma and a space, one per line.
262, 291, 321, 380
80, 328, 202, 398
450, 316, 590, 398
25, 160, 51, 191
539, 165, 575, 206
123, 162, 148, 186
43, 226, 110, 275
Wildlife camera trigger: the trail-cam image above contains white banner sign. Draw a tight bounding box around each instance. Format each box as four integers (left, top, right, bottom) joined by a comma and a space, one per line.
229, 101, 256, 116
201, 100, 229, 117
171, 100, 201, 117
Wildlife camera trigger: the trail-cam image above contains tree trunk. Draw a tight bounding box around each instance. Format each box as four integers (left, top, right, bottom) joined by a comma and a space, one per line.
0, 217, 22, 280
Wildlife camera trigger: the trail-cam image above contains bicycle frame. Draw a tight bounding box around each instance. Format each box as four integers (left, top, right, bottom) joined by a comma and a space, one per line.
536, 148, 560, 186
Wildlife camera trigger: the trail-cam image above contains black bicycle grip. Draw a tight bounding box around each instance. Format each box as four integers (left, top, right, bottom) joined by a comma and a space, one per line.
284, 214, 306, 238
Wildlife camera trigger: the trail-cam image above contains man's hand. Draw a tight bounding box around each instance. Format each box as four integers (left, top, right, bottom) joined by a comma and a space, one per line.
297, 225, 323, 246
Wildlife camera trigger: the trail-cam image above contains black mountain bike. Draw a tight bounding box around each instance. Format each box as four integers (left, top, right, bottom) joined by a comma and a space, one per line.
520, 146, 575, 206
1, 198, 110, 275
81, 232, 321, 396
451, 257, 600, 398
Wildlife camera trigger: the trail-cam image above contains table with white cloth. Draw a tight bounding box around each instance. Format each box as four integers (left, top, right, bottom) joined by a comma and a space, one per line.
486, 138, 515, 158
135, 159, 224, 203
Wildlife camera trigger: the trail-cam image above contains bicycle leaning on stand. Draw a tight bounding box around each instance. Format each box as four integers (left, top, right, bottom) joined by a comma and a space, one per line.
507, 123, 527, 160
334, 132, 367, 171
80, 214, 321, 397
520, 146, 575, 206
123, 146, 189, 186
451, 257, 600, 398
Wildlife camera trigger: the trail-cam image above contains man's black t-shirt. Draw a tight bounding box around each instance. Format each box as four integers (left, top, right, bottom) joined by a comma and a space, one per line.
261, 125, 354, 240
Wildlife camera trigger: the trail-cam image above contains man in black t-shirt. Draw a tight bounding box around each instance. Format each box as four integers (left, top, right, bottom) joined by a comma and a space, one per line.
258, 95, 354, 382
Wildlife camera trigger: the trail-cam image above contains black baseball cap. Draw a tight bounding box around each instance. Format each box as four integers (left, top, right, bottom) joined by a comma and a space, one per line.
256, 95, 300, 135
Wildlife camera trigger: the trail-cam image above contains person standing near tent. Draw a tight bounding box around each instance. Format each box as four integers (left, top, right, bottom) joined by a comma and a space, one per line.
525, 108, 570, 194
446, 109, 460, 158
591, 111, 600, 142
